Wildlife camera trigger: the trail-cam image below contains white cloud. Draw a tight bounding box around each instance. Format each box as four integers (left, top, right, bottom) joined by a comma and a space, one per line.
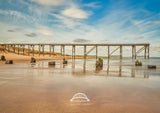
61, 8, 89, 19
36, 26, 54, 36
84, 2, 101, 8
30, 0, 65, 6
51, 13, 85, 29
0, 10, 30, 21
153, 21, 160, 24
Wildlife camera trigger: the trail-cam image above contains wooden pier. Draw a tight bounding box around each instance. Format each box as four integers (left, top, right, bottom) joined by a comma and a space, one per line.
0, 43, 150, 59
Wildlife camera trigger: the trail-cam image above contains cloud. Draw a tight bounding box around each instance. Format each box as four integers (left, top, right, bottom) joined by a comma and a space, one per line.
7, 28, 24, 32
153, 21, 160, 24
61, 8, 89, 19
84, 2, 101, 8
51, 13, 85, 29
0, 9, 37, 26
25, 33, 37, 37
8, 30, 16, 32
36, 26, 54, 36
30, 0, 65, 6
73, 39, 91, 43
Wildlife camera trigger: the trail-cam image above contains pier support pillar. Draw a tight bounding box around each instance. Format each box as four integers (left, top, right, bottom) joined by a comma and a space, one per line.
49, 45, 51, 56
4, 45, 6, 50
42, 45, 44, 56
62, 45, 65, 58
14, 45, 16, 53
8, 45, 10, 52
60, 46, 62, 56
39, 45, 41, 56
18, 45, 20, 55
144, 45, 147, 59
132, 45, 136, 59
147, 45, 149, 59
52, 46, 54, 56
84, 45, 86, 59
120, 45, 122, 59
72, 45, 75, 59
22, 45, 25, 55
96, 46, 98, 59
28, 45, 30, 56
31, 45, 34, 56
108, 46, 110, 58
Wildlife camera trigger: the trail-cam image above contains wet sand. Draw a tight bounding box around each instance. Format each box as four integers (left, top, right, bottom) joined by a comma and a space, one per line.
0, 58, 160, 113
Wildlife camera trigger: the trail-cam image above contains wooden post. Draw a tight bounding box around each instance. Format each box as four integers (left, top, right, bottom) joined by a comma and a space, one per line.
52, 46, 54, 56
132, 45, 134, 59
132, 45, 136, 59
63, 46, 65, 58
17, 45, 19, 54
32, 45, 34, 56
28, 45, 30, 56
74, 46, 76, 59
23, 45, 25, 55
14, 45, 15, 53
147, 45, 149, 59
49, 45, 51, 56
61, 46, 62, 56
120, 45, 122, 59
11, 45, 13, 52
72, 46, 73, 59
39, 45, 41, 56
135, 46, 136, 59
144, 45, 146, 59
61, 45, 65, 58
84, 45, 86, 59
72, 45, 75, 59
8, 44, 10, 52
96, 45, 98, 59
108, 46, 110, 58
4, 45, 6, 50
43, 45, 44, 56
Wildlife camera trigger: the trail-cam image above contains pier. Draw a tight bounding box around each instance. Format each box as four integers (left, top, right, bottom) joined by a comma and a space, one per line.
0, 43, 150, 59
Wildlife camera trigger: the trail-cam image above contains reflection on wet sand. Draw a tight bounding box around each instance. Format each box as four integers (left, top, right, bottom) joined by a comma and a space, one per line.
70, 58, 149, 79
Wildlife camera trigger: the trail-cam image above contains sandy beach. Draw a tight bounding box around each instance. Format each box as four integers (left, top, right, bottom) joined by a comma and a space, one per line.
0, 51, 160, 113
0, 51, 83, 64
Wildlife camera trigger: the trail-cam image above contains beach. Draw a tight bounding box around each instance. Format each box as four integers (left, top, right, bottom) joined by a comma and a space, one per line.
0, 52, 160, 113
0, 51, 82, 64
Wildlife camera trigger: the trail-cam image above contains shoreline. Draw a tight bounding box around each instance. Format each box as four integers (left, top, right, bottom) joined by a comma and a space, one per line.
0, 51, 89, 64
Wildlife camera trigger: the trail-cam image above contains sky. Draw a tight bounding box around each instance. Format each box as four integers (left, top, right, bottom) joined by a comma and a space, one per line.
0, 0, 160, 56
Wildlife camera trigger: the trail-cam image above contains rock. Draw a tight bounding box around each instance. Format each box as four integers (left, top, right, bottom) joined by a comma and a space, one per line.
135, 60, 142, 66
63, 58, 68, 64
148, 65, 156, 69
5, 60, 13, 64
31, 57, 36, 63
1, 55, 6, 61
48, 61, 56, 65
96, 58, 103, 68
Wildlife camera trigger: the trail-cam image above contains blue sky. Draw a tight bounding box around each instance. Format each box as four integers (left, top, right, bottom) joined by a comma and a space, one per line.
0, 0, 160, 56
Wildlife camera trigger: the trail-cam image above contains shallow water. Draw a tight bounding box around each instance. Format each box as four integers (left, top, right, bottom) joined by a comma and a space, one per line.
0, 59, 160, 113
